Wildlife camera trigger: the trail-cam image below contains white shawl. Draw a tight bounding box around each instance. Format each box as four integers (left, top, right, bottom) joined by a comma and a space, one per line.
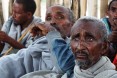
20, 56, 117, 78
73, 56, 117, 78
1, 16, 41, 54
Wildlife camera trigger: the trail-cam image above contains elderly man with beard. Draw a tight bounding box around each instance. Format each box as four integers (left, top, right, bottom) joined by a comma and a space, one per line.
68, 17, 117, 78
60, 17, 117, 78
21, 16, 117, 78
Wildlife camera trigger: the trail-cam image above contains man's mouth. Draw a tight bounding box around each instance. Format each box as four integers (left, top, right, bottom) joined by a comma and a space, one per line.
13, 19, 17, 23
75, 52, 88, 60
113, 18, 117, 21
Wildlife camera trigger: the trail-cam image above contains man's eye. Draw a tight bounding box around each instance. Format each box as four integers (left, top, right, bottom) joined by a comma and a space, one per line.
57, 16, 64, 19
46, 16, 51, 21
110, 8, 116, 12
74, 38, 79, 41
86, 37, 94, 42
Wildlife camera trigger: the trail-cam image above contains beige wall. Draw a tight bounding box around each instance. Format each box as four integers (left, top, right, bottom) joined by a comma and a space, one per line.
0, 0, 4, 28
1, 0, 113, 23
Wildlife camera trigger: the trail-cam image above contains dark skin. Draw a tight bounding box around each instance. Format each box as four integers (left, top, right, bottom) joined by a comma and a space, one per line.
0, 42, 4, 52
70, 21, 108, 69
104, 0, 117, 62
107, 1, 117, 43
0, 1, 33, 51
30, 5, 73, 38
12, 2, 33, 30
30, 23, 49, 37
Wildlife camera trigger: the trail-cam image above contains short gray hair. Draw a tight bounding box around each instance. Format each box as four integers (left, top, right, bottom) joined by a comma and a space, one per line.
71, 16, 108, 41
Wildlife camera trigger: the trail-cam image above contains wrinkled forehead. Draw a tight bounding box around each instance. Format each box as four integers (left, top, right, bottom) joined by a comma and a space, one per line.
46, 6, 69, 15
71, 21, 99, 36
13, 2, 24, 12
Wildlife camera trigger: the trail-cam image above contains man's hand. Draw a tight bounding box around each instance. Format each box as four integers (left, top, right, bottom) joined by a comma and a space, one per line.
30, 22, 56, 37
111, 19, 117, 31
0, 31, 25, 49
108, 19, 117, 43
0, 41, 4, 52
0, 31, 9, 42
108, 31, 117, 43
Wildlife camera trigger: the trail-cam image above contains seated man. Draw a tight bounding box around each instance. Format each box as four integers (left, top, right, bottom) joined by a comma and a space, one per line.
0, 5, 75, 78
0, 0, 41, 54
102, 0, 117, 62
21, 16, 117, 78
67, 17, 117, 78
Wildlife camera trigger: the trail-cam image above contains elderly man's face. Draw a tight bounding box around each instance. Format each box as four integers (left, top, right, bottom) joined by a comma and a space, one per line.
45, 5, 73, 38
70, 21, 105, 69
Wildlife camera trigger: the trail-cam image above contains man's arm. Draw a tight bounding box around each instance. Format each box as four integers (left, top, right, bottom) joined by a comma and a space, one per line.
32, 23, 75, 74
0, 36, 50, 78
0, 31, 25, 49
0, 42, 4, 52
5, 32, 25, 49
46, 31, 75, 74
0, 49, 26, 78
0, 17, 25, 49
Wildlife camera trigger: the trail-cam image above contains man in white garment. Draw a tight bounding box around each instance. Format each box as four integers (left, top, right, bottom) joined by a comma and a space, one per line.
0, 5, 75, 78
67, 16, 117, 78
0, 0, 41, 54
21, 16, 117, 78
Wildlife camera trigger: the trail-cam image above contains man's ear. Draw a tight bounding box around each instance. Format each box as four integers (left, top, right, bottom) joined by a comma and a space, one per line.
27, 12, 33, 19
105, 9, 110, 17
101, 42, 109, 56
70, 22, 74, 27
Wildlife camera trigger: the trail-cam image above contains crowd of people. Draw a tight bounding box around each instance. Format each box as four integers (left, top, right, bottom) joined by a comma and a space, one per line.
0, 0, 117, 78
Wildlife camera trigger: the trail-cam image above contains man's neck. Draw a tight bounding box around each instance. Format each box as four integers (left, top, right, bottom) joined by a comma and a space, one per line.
21, 17, 33, 30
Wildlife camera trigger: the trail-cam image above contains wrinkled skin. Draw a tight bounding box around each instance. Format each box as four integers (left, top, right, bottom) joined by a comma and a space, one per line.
31, 5, 73, 39
70, 21, 108, 69
30, 22, 53, 37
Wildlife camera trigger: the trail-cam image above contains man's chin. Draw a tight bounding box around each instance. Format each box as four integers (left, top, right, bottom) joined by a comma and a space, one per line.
13, 21, 19, 25
75, 59, 87, 65
75, 59, 91, 69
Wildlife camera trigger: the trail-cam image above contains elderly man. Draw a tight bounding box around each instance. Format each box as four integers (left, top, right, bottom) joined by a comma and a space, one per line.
0, 0, 41, 54
63, 17, 117, 78
67, 17, 117, 78
0, 5, 75, 78
21, 16, 117, 78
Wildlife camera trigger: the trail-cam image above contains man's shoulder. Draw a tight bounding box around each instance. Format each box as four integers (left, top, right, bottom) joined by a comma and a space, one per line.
101, 17, 109, 24
32, 36, 47, 44
33, 16, 42, 23
3, 16, 13, 28
95, 70, 117, 78
101, 17, 108, 20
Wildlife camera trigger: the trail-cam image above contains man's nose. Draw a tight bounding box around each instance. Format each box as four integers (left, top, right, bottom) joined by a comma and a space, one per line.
76, 41, 86, 51
50, 18, 57, 26
114, 9, 117, 17
50, 22, 56, 26
12, 12, 16, 18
